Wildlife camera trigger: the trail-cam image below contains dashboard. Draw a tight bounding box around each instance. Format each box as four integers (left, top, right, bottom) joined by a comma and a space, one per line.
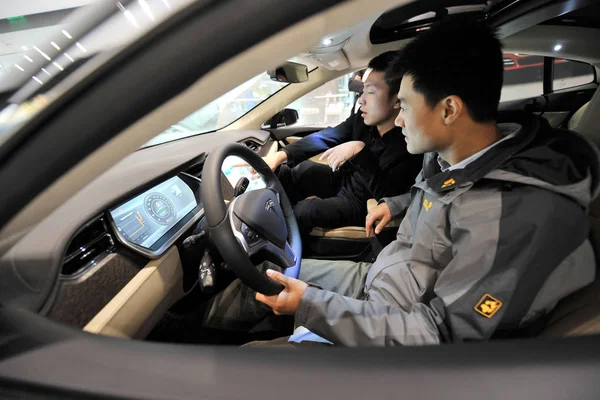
109, 176, 197, 249
0, 129, 275, 323
107, 156, 267, 259
108, 174, 203, 258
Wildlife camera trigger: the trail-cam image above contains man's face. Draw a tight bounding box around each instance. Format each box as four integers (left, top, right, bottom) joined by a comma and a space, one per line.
395, 74, 448, 154
358, 70, 398, 127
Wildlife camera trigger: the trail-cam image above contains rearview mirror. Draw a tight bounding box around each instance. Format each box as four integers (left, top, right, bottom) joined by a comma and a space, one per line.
267, 61, 309, 83
262, 108, 299, 129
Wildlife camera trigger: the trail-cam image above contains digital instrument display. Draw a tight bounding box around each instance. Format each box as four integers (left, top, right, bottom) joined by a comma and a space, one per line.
109, 176, 197, 249
222, 156, 267, 192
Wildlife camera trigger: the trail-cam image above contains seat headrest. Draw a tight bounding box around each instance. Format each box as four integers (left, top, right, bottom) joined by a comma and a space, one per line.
570, 87, 600, 147
569, 101, 591, 132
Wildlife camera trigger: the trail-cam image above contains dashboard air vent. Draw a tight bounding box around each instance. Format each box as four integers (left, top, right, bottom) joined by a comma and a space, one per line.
243, 140, 259, 151
61, 217, 115, 276
185, 154, 207, 179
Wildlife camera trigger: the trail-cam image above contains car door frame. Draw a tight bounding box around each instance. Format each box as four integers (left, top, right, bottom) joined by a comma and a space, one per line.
499, 55, 598, 127
1, 0, 600, 399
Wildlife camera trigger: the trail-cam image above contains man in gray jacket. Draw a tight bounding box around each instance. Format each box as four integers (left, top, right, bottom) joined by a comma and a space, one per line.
250, 16, 600, 346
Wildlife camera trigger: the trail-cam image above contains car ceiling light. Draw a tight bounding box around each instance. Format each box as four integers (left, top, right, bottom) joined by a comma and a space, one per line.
21, 45, 28, 51
64, 52, 74, 62
24, 55, 33, 63
139, 0, 155, 21
51, 42, 61, 51
32, 76, 43, 85
53, 61, 64, 71
117, 2, 140, 28
33, 46, 51, 61
554, 44, 562, 51
322, 38, 333, 46
62, 29, 72, 39
14, 64, 24, 72
76, 42, 88, 53
41, 68, 52, 76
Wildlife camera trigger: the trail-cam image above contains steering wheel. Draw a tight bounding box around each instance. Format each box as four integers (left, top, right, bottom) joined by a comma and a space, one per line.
201, 143, 302, 295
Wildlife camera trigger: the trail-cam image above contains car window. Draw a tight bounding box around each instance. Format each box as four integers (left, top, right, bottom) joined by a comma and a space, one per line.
1, 1, 197, 96
1, 1, 316, 149
501, 53, 544, 102
287, 73, 355, 126
0, 0, 197, 144
553, 58, 595, 91
144, 72, 288, 147
500, 53, 596, 102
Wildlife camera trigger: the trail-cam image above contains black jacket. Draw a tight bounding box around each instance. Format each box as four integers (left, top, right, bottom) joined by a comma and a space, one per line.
281, 113, 423, 206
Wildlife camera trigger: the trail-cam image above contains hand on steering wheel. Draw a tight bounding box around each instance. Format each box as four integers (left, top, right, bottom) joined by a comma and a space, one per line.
201, 143, 302, 295
255, 269, 308, 315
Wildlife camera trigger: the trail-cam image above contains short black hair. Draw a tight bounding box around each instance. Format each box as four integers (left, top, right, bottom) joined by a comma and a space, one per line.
391, 16, 503, 122
368, 50, 402, 98
352, 69, 366, 80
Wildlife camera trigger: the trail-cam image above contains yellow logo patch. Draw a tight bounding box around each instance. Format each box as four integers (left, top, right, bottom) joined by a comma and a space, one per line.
441, 178, 456, 189
474, 294, 503, 318
423, 198, 433, 211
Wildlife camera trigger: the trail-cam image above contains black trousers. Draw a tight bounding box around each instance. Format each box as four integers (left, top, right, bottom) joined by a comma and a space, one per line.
276, 161, 366, 233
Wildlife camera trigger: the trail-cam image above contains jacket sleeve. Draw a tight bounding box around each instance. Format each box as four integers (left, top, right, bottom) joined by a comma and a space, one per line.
282, 114, 355, 168
294, 187, 595, 346
293, 194, 446, 347
347, 146, 422, 200
380, 193, 412, 219
294, 287, 445, 346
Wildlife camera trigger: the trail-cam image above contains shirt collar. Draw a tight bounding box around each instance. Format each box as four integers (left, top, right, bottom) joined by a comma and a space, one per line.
437, 123, 521, 172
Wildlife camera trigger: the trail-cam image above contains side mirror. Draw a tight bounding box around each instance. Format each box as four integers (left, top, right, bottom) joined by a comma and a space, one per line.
267, 61, 309, 83
263, 108, 299, 129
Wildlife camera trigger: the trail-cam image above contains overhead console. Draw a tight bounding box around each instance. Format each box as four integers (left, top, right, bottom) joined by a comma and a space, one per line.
369, 0, 546, 45
369, 1, 489, 44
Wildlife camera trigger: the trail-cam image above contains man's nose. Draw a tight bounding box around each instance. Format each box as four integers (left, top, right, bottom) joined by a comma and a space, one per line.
395, 113, 405, 128
358, 93, 365, 106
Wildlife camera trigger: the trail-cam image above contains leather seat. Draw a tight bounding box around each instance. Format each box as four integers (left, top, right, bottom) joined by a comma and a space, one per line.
540, 89, 600, 337
568, 100, 590, 132
541, 197, 600, 337
309, 199, 401, 239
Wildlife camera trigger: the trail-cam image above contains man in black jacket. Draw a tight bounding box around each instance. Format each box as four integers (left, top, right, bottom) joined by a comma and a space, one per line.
263, 52, 423, 233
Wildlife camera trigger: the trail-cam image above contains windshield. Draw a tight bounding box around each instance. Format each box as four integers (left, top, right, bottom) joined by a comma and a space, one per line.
0, 0, 197, 146
0, 0, 312, 149
143, 71, 288, 147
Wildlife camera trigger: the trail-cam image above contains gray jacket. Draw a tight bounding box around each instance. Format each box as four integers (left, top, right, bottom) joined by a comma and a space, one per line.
295, 111, 600, 346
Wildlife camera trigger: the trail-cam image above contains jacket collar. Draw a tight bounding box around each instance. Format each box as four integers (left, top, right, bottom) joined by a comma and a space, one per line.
424, 111, 540, 193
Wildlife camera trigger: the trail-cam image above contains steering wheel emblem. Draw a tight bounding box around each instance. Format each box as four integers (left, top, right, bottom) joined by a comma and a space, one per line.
265, 199, 275, 212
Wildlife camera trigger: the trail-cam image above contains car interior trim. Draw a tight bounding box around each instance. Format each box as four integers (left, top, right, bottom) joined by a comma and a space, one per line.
83, 246, 183, 339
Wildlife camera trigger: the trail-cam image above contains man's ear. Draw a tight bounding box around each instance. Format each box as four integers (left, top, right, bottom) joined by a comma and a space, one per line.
440, 95, 464, 124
